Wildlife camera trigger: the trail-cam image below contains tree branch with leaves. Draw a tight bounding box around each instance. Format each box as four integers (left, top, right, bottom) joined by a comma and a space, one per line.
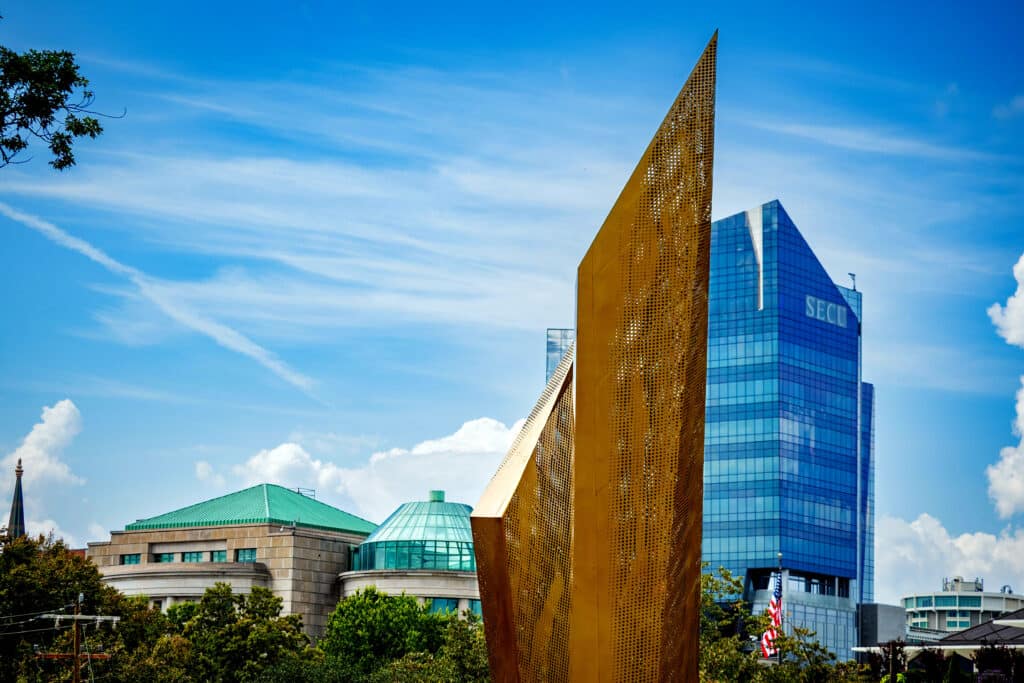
0, 33, 117, 170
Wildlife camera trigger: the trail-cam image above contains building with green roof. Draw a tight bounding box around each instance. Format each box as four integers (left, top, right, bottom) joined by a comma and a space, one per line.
340, 490, 481, 617
124, 483, 377, 535
87, 484, 376, 636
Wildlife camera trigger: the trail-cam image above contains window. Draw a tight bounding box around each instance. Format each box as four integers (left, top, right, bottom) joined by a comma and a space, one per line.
210, 550, 227, 563
468, 599, 482, 617
959, 596, 981, 607
152, 600, 162, 611
427, 598, 459, 614
935, 596, 957, 607
916, 596, 933, 608
153, 553, 175, 563
182, 551, 204, 562
119, 553, 140, 565
235, 548, 257, 563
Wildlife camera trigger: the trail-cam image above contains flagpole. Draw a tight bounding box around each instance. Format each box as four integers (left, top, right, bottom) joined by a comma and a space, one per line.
777, 551, 783, 666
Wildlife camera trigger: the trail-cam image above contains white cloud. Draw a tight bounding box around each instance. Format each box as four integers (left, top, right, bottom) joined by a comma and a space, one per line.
989, 252, 1024, 349
285, 431, 381, 458
864, 342, 1018, 396
1, 61, 1009, 382
0, 202, 315, 392
876, 513, 1024, 604
2, 399, 84, 487
208, 417, 523, 523
0, 401, 89, 547
987, 377, 1024, 518
342, 418, 523, 522
230, 442, 338, 491
984, 255, 1024, 517
195, 460, 225, 487
743, 119, 998, 162
87, 522, 108, 541
27, 518, 82, 548
994, 94, 1024, 120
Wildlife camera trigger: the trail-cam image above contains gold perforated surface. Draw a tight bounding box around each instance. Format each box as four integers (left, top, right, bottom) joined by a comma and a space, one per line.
472, 347, 575, 683
472, 33, 715, 682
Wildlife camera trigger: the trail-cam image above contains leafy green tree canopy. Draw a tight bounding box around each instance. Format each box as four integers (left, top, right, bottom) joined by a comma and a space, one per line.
320, 586, 447, 676
0, 534, 121, 680
0, 33, 111, 170
180, 582, 309, 683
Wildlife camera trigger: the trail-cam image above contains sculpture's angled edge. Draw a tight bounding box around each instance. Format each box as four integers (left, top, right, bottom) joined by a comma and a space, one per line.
471, 32, 716, 682
472, 344, 575, 682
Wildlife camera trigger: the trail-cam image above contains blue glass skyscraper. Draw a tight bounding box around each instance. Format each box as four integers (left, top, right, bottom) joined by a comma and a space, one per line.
543, 199, 874, 660
704, 200, 873, 660
546, 328, 575, 382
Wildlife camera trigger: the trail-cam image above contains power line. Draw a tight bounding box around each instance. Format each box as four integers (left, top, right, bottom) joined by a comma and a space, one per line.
0, 624, 74, 637
35, 597, 118, 683
0, 616, 47, 628
0, 604, 73, 621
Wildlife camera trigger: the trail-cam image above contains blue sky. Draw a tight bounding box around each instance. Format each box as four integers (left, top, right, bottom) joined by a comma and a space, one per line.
1, 1, 1023, 603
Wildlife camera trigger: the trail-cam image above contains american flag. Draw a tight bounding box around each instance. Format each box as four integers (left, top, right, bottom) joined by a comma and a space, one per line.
761, 571, 782, 658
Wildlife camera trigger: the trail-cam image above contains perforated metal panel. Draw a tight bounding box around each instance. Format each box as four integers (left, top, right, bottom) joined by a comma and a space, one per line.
472, 33, 716, 682
472, 346, 575, 682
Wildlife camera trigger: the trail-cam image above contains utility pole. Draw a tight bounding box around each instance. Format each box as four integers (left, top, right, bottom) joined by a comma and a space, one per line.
72, 598, 80, 683
35, 594, 119, 681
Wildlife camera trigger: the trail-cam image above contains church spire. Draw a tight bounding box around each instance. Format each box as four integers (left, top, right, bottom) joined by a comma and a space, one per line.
6, 459, 25, 539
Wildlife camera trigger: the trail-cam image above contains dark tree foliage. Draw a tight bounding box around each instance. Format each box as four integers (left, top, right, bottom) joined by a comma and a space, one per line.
180, 582, 309, 683
871, 639, 908, 680
942, 654, 975, 683
0, 33, 110, 170
260, 600, 489, 683
436, 611, 490, 683
320, 586, 448, 677
907, 647, 946, 682
975, 642, 1016, 681
697, 563, 875, 682
0, 534, 122, 681
2, 542, 914, 683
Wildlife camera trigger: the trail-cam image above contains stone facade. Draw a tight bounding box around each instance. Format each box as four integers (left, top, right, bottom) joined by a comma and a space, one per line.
88, 523, 364, 637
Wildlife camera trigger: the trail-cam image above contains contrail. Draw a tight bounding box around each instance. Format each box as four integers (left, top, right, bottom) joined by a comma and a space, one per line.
0, 202, 315, 392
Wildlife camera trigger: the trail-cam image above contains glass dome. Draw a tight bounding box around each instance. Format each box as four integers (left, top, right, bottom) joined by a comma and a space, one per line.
353, 490, 476, 572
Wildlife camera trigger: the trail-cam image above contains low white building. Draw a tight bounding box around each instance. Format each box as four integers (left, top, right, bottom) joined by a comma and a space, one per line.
902, 577, 1024, 633
339, 490, 480, 616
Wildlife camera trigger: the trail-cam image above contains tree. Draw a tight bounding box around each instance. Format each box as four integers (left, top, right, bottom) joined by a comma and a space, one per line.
1, 31, 112, 170
370, 651, 453, 683
697, 564, 874, 683
907, 647, 947, 682
114, 633, 194, 683
975, 642, 1015, 681
320, 586, 447, 677
699, 565, 766, 682
760, 625, 851, 683
179, 583, 309, 683
436, 611, 490, 683
872, 640, 907, 682
0, 534, 123, 681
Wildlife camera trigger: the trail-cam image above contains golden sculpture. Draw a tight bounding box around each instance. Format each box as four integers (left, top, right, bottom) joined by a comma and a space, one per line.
472, 33, 716, 682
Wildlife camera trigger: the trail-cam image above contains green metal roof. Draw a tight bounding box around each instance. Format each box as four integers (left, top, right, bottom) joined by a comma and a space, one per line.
124, 484, 377, 535
352, 491, 475, 572
362, 491, 472, 544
